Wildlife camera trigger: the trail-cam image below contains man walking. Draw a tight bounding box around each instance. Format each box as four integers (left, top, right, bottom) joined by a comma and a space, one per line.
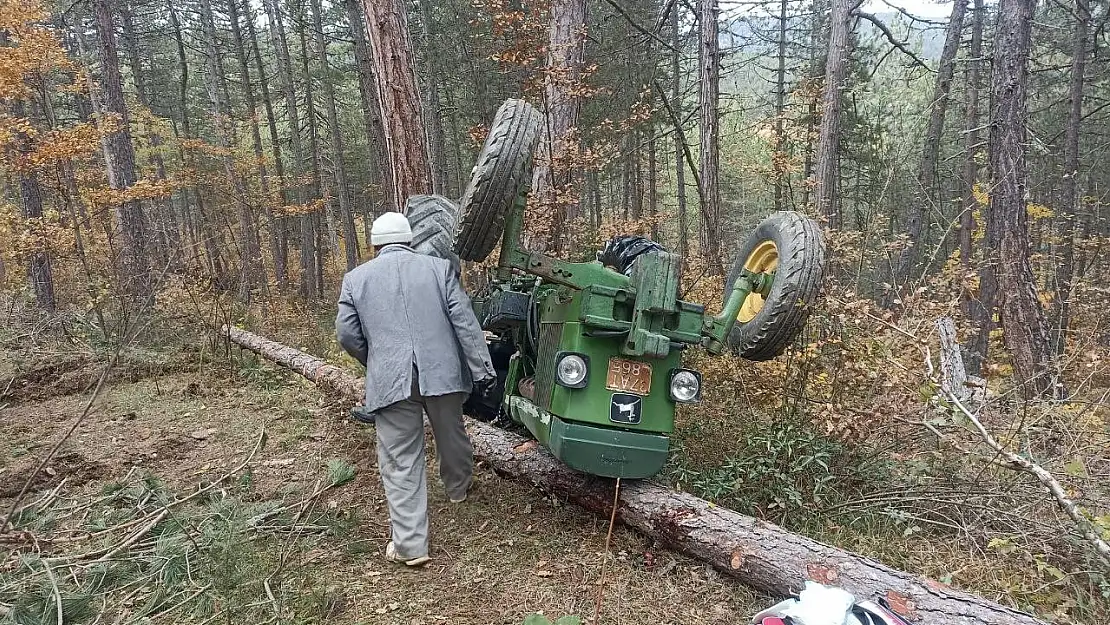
336, 212, 494, 567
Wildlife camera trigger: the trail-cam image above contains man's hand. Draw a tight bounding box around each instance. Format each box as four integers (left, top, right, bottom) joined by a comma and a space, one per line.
474, 376, 497, 396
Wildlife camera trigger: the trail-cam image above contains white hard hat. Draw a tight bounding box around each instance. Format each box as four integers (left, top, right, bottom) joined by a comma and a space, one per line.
370, 212, 413, 246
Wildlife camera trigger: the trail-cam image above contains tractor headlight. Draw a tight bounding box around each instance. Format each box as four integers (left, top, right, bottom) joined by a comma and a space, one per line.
669, 369, 702, 403
555, 352, 589, 388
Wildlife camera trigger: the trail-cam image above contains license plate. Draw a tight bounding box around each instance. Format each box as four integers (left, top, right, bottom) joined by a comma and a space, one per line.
605, 358, 652, 396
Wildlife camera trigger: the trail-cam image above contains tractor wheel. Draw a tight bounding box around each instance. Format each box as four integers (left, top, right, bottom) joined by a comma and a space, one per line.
723, 211, 825, 361
455, 99, 543, 262
406, 194, 461, 276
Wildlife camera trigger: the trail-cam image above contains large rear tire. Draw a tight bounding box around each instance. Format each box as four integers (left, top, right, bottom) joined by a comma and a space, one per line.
724, 211, 825, 361
454, 99, 543, 262
406, 194, 461, 276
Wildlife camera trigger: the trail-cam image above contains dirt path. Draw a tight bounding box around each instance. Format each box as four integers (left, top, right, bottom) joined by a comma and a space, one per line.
1, 352, 764, 624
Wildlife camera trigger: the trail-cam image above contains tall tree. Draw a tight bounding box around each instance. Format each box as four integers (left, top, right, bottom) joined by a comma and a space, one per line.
772, 0, 790, 213
361, 0, 432, 210
12, 101, 56, 312
697, 0, 723, 273
531, 0, 587, 249
962, 0, 986, 373
890, 0, 969, 294
670, 2, 689, 261
311, 0, 360, 270
263, 0, 318, 299
344, 0, 395, 213
199, 0, 259, 300
168, 0, 226, 284
91, 0, 152, 297
243, 0, 289, 287
227, 0, 278, 288
417, 1, 451, 195
1053, 0, 1090, 355
813, 0, 852, 228
988, 0, 1056, 397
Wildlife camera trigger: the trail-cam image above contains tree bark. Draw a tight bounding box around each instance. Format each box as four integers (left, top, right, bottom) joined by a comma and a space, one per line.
814, 0, 851, 229
417, 1, 450, 195
963, 0, 986, 374
263, 0, 318, 299
225, 326, 1052, 625
228, 0, 277, 290
988, 0, 1057, 398
1052, 0, 1089, 356
773, 0, 789, 213
648, 129, 659, 240
671, 5, 688, 262
889, 0, 969, 295
168, 0, 225, 284
244, 0, 289, 288
697, 0, 723, 273
344, 0, 395, 213
360, 0, 433, 210
531, 0, 587, 250
311, 0, 360, 271
91, 0, 152, 298
11, 101, 56, 312
199, 0, 258, 301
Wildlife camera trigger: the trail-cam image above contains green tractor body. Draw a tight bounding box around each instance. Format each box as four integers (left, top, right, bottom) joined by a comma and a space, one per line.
414, 99, 826, 480
467, 196, 768, 479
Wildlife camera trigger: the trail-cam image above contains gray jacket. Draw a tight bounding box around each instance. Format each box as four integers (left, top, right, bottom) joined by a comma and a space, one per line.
336, 245, 494, 413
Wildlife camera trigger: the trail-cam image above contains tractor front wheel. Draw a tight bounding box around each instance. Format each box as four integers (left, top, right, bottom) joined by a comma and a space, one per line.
723, 211, 825, 361
454, 99, 543, 262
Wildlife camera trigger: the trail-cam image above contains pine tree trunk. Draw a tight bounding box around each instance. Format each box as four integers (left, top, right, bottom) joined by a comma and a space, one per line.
199, 0, 258, 302
168, 1, 226, 285
360, 0, 433, 210
813, 0, 851, 229
631, 131, 644, 222
648, 130, 659, 240
671, 5, 688, 262
297, 8, 335, 269
1053, 0, 1089, 356
988, 0, 1057, 398
263, 0, 317, 299
773, 0, 789, 212
697, 0, 723, 273
244, 0, 289, 288
417, 2, 450, 195
120, 0, 178, 268
228, 0, 277, 290
311, 0, 360, 271
963, 0, 986, 373
890, 0, 969, 294
91, 0, 152, 298
11, 100, 56, 312
344, 0, 395, 213
531, 0, 587, 250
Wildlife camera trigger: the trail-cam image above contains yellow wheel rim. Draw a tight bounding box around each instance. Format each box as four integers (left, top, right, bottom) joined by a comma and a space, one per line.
737, 240, 778, 323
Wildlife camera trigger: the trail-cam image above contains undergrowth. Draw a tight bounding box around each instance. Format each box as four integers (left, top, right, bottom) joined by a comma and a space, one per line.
1, 459, 357, 625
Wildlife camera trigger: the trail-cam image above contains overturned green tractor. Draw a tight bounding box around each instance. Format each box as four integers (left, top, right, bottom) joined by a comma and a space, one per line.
410, 99, 826, 479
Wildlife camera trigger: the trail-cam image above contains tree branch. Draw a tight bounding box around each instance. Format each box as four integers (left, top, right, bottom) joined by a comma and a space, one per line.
600, 0, 679, 52
944, 391, 1110, 567
854, 10, 933, 72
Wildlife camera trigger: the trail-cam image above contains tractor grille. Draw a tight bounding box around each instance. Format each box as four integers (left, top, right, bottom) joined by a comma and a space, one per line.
534, 322, 563, 410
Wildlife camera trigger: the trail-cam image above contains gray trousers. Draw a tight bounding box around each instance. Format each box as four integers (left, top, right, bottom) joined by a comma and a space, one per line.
375, 374, 472, 559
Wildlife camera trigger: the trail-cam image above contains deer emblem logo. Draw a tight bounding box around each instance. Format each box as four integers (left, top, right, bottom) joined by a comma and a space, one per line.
610, 394, 642, 424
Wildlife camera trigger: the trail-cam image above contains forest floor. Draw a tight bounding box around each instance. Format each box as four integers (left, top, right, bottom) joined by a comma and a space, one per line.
0, 332, 764, 624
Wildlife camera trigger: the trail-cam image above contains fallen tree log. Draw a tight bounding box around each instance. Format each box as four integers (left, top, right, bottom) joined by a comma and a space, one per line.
225, 326, 1047, 625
